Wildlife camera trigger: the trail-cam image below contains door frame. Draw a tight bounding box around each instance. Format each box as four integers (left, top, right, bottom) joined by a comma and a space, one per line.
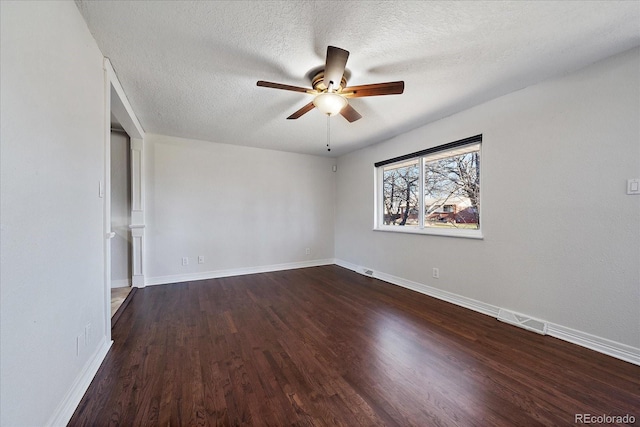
103, 58, 145, 339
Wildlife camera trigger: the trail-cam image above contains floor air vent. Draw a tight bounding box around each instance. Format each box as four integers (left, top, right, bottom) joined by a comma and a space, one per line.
363, 269, 374, 276
497, 309, 548, 335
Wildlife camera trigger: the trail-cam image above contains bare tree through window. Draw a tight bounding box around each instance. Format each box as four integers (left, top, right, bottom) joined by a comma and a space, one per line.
382, 160, 420, 226
424, 149, 480, 229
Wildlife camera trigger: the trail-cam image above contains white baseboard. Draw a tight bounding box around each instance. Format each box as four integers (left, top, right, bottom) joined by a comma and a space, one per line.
110, 278, 130, 288
145, 258, 335, 286
46, 338, 112, 427
335, 259, 500, 317
547, 323, 640, 366
334, 258, 640, 366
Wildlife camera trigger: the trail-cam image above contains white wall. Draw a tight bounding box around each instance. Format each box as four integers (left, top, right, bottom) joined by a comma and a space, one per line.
144, 134, 336, 283
0, 2, 108, 426
110, 131, 131, 287
335, 48, 640, 350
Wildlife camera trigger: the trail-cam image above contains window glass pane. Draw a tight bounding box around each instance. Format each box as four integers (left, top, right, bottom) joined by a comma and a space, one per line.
424, 148, 480, 229
382, 160, 420, 226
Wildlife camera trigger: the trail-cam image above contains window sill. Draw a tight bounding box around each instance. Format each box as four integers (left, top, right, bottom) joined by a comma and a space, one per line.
373, 225, 484, 239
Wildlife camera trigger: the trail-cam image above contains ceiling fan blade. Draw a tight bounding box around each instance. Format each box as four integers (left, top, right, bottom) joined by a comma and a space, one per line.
340, 103, 362, 123
324, 46, 349, 91
257, 80, 312, 93
342, 81, 404, 98
286, 101, 316, 120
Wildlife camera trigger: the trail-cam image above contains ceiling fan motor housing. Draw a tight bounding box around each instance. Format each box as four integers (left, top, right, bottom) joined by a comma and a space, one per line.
312, 71, 347, 93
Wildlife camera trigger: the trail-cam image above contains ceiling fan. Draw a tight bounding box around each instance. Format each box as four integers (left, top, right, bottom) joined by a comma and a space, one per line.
257, 46, 404, 123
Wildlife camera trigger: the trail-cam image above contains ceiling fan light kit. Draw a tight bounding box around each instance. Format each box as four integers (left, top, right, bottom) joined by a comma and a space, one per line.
313, 92, 348, 116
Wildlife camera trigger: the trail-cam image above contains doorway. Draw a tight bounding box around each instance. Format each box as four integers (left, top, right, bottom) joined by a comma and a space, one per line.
109, 127, 132, 317
104, 58, 145, 336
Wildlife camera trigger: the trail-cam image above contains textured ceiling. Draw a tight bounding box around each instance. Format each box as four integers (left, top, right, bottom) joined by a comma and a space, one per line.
76, 1, 640, 157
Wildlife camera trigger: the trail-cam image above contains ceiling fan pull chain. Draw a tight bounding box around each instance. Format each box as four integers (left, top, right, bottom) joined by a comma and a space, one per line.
326, 114, 331, 152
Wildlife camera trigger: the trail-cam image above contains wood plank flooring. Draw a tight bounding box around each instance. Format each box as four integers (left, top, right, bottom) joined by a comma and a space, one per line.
69, 265, 640, 426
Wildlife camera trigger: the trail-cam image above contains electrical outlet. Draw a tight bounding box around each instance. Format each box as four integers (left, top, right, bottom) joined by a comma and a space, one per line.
305, 248, 311, 255
182, 257, 189, 266
198, 256, 204, 264
432, 268, 440, 279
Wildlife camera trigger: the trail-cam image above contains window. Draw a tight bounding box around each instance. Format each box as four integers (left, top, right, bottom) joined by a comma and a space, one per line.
375, 135, 482, 238
382, 159, 420, 226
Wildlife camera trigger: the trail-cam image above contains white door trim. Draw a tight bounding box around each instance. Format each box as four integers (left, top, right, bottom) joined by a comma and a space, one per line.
103, 58, 146, 339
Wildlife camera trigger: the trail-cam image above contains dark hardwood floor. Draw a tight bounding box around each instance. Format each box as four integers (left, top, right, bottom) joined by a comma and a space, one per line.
69, 265, 640, 426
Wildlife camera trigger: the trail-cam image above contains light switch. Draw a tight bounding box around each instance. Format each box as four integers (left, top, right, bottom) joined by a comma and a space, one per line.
627, 179, 640, 195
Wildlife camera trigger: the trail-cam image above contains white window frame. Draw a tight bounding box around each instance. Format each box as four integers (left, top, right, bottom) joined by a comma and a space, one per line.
373, 135, 483, 239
